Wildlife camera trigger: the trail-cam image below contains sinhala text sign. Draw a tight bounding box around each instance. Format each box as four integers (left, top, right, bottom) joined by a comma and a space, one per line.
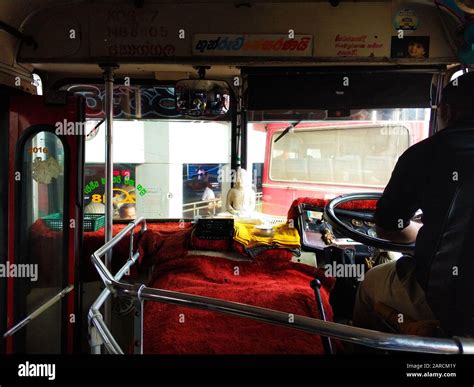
192, 34, 313, 57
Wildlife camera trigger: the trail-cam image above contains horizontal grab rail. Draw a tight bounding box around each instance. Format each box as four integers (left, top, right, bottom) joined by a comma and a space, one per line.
3, 285, 74, 338
90, 218, 474, 354
93, 217, 147, 262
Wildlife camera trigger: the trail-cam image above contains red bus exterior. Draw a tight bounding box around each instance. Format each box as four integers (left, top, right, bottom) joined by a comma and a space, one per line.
260, 121, 428, 216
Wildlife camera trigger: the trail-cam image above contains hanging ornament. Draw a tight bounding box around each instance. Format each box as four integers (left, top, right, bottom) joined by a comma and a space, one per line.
32, 156, 61, 184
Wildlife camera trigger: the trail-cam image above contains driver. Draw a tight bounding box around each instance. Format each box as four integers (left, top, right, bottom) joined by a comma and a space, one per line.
353, 71, 474, 332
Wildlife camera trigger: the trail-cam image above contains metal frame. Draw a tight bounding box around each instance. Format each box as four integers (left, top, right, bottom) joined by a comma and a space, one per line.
88, 217, 146, 354
88, 217, 474, 355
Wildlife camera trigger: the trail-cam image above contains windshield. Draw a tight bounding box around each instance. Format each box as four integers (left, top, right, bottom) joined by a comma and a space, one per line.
247, 108, 431, 217
83, 119, 231, 221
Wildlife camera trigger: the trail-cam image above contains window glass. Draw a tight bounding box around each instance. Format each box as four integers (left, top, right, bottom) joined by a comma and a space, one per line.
183, 163, 224, 217
270, 125, 409, 186
248, 108, 431, 216
84, 120, 232, 221
19, 131, 65, 353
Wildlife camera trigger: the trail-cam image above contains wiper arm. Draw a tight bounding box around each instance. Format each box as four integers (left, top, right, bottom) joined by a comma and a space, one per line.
274, 120, 301, 143
86, 119, 105, 140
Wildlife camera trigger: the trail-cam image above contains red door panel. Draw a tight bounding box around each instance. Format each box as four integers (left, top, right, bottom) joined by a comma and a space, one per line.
6, 94, 84, 354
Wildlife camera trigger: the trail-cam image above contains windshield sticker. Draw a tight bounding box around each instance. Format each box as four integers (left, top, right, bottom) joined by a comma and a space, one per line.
333, 34, 384, 57
393, 8, 419, 31
391, 36, 430, 58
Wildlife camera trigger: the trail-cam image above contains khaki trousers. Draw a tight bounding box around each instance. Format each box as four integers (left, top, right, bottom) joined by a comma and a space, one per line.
352, 257, 436, 331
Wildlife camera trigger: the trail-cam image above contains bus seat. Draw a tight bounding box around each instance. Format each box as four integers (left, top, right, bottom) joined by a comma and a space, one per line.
285, 158, 308, 181
333, 156, 363, 184
308, 157, 334, 183
270, 157, 287, 180
362, 156, 393, 185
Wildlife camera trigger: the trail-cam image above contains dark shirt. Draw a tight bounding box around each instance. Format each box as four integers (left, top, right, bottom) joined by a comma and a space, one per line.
375, 125, 474, 289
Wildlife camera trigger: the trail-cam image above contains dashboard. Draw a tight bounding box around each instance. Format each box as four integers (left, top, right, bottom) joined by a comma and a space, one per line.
300, 204, 376, 242
297, 203, 377, 261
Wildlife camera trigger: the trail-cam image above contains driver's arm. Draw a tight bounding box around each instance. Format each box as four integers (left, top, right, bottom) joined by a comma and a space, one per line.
375, 222, 422, 244
375, 147, 423, 244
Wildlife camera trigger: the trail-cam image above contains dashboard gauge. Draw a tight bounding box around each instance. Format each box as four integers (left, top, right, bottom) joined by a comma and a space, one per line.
367, 228, 377, 238
351, 219, 363, 227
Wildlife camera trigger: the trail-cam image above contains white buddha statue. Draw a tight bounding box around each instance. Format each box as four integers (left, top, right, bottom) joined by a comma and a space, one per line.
226, 167, 256, 216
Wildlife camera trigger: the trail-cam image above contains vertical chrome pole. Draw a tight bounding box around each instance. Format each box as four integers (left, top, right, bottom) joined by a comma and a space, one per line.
101, 64, 118, 326
235, 79, 243, 168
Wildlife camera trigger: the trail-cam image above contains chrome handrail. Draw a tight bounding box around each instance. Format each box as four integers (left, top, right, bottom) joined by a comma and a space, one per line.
3, 284, 74, 338
88, 217, 147, 354
88, 252, 139, 354
89, 217, 474, 355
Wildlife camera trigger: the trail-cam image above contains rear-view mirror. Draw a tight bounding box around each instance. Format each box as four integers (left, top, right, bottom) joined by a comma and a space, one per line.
175, 79, 231, 117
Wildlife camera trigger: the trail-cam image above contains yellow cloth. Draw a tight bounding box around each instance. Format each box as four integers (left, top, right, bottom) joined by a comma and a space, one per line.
233, 222, 300, 249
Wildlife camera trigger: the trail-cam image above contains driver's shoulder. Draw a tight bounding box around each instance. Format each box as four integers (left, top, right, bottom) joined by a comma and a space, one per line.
400, 136, 433, 164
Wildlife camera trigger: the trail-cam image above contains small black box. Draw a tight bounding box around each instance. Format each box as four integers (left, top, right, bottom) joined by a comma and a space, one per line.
195, 218, 235, 240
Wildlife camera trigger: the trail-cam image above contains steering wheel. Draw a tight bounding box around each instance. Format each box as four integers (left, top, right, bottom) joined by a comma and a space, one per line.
323, 192, 415, 254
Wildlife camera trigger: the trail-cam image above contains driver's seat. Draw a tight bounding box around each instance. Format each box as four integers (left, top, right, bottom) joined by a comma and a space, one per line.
424, 174, 474, 337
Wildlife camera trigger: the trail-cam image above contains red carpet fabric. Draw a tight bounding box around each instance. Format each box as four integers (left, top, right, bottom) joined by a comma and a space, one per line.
143, 250, 337, 354
29, 220, 193, 282
137, 224, 194, 265
190, 230, 233, 251
287, 197, 377, 223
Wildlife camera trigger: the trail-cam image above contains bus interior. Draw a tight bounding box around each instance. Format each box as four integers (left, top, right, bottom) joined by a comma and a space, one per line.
1, 0, 474, 364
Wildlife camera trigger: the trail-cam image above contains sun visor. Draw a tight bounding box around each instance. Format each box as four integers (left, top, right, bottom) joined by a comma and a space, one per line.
244, 68, 437, 111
